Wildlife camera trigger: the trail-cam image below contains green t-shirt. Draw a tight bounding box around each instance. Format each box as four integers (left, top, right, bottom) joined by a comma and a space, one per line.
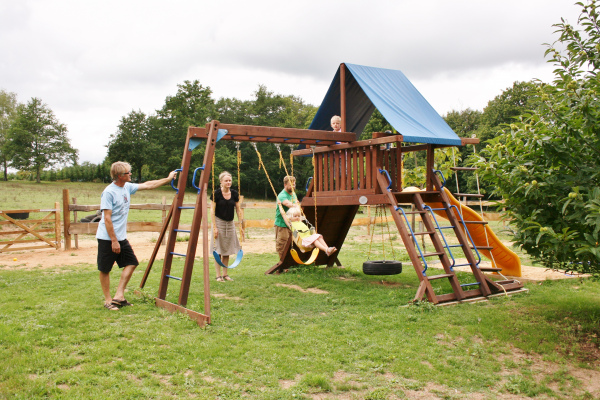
274, 189, 296, 228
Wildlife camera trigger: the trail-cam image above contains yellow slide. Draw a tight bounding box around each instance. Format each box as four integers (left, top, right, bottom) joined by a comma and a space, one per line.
406, 187, 521, 277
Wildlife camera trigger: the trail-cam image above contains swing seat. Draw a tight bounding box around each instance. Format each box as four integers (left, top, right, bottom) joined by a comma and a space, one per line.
290, 226, 320, 265
290, 248, 319, 265
213, 249, 244, 269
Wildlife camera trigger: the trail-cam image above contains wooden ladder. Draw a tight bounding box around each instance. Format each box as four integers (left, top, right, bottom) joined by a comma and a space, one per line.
139, 121, 222, 326
377, 169, 503, 304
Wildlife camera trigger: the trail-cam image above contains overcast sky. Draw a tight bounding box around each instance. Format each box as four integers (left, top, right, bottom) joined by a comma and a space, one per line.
1, 0, 583, 165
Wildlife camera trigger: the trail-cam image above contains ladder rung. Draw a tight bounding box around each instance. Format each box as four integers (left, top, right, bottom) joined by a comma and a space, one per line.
413, 231, 435, 236
179, 206, 195, 209
165, 275, 182, 281
174, 229, 191, 233
423, 251, 445, 257
463, 221, 488, 225
479, 267, 502, 272
448, 244, 464, 248
426, 273, 454, 280
454, 263, 476, 267
450, 167, 478, 171
435, 226, 455, 230
470, 245, 493, 250
461, 282, 481, 287
171, 252, 186, 257
401, 210, 426, 215
454, 193, 484, 198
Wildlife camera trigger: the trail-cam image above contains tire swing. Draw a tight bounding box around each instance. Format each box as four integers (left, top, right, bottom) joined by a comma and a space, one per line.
363, 204, 402, 275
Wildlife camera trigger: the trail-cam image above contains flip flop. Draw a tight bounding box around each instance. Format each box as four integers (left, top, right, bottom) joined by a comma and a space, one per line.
111, 299, 133, 307
104, 302, 120, 311
223, 275, 233, 281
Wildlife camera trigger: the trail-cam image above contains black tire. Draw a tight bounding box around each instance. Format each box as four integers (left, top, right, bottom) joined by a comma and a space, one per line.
363, 260, 402, 275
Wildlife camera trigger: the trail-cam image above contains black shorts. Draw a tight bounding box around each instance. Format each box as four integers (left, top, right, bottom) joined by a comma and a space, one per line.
97, 239, 139, 273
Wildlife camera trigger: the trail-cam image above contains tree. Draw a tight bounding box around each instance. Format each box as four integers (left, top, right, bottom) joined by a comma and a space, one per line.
148, 80, 216, 179
0, 90, 18, 181
106, 110, 154, 181
476, 0, 600, 275
6, 98, 78, 183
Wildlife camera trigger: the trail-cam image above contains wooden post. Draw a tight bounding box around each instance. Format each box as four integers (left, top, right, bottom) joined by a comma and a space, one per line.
202, 182, 211, 321
426, 144, 435, 191
340, 63, 347, 132
72, 197, 78, 249
161, 196, 167, 245
62, 189, 71, 250
54, 201, 61, 250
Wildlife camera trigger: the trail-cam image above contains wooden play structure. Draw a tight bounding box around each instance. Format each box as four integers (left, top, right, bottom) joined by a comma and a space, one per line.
141, 63, 524, 325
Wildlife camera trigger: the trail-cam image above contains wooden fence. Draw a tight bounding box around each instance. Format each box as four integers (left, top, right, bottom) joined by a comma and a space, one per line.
0, 204, 62, 253
62, 188, 505, 250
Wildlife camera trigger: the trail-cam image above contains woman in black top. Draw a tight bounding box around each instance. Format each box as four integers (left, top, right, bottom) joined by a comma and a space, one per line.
211, 171, 243, 281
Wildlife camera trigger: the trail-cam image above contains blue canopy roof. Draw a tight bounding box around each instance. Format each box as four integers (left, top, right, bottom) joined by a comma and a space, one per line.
309, 63, 461, 145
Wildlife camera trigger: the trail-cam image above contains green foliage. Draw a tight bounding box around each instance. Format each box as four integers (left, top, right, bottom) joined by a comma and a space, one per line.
106, 110, 156, 182
475, 0, 600, 274
362, 109, 394, 139
5, 97, 78, 183
0, 89, 19, 181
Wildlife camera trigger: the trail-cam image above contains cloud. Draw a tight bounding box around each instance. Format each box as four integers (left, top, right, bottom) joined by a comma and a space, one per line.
0, 0, 584, 164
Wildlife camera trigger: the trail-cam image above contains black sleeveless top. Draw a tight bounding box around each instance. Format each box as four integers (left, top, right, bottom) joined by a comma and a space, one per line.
210, 188, 239, 221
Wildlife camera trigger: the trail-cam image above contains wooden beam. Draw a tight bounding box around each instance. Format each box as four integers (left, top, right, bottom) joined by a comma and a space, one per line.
187, 122, 355, 145
155, 298, 209, 327
341, 63, 347, 132
293, 136, 404, 156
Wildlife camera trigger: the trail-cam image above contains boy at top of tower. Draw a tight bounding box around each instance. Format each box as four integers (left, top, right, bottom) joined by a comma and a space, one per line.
331, 115, 341, 132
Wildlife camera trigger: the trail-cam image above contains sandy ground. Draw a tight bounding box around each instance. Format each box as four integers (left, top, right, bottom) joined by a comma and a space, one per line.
0, 231, 273, 270
0, 230, 588, 282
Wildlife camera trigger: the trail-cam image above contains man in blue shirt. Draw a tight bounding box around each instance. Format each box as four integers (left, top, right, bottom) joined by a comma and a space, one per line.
97, 161, 177, 311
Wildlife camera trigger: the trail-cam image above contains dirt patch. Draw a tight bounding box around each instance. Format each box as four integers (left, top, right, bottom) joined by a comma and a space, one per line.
212, 293, 243, 301
0, 230, 274, 270
428, 259, 588, 282
275, 283, 328, 294
0, 230, 587, 285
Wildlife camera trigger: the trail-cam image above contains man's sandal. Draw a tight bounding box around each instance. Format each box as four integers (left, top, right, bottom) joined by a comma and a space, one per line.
216, 276, 224, 282
223, 275, 233, 281
111, 298, 133, 307
104, 302, 119, 311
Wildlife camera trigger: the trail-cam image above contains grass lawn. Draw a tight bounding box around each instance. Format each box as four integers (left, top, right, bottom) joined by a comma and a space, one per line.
1, 251, 600, 399
1, 181, 599, 399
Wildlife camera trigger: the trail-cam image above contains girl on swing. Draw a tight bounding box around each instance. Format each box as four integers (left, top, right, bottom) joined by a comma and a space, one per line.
211, 171, 243, 281
285, 206, 337, 256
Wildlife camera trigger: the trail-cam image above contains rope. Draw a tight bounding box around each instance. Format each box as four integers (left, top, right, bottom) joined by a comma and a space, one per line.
383, 206, 396, 259
312, 147, 317, 231
211, 156, 216, 251
289, 144, 295, 177
236, 141, 241, 194
367, 205, 380, 260
236, 141, 242, 242
252, 143, 280, 199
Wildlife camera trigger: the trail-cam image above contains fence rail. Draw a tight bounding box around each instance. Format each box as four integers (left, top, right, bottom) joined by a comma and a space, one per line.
0, 204, 62, 253
62, 188, 505, 250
